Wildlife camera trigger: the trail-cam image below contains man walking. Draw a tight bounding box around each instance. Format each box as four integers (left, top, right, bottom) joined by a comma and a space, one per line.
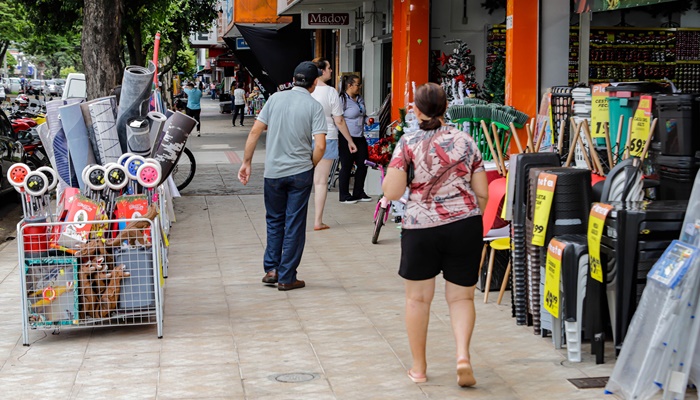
232, 82, 247, 127
183, 81, 203, 137
238, 62, 326, 291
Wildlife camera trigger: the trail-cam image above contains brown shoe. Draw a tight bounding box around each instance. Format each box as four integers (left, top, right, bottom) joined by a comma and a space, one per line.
277, 280, 305, 291
262, 270, 278, 284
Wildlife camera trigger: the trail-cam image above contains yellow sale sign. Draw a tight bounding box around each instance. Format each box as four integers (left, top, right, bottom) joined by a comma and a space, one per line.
532, 173, 558, 247
590, 84, 610, 139
588, 203, 614, 283
544, 238, 566, 318
629, 95, 652, 157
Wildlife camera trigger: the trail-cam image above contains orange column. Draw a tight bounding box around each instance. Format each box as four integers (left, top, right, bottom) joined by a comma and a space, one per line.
391, 0, 430, 122
505, 0, 539, 153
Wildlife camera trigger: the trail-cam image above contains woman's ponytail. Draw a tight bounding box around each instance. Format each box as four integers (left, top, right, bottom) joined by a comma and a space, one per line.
419, 116, 442, 131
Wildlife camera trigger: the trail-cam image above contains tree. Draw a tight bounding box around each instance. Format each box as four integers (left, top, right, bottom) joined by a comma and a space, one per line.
438, 40, 481, 103
60, 66, 78, 78
81, 0, 124, 99
0, 0, 30, 66
23, 31, 82, 79
483, 55, 505, 104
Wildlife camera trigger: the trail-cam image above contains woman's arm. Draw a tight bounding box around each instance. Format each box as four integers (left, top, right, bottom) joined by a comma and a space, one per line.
333, 115, 357, 153
382, 167, 408, 200
471, 170, 489, 213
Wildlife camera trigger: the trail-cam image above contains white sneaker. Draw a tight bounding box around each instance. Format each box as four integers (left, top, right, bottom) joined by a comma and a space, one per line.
340, 198, 358, 204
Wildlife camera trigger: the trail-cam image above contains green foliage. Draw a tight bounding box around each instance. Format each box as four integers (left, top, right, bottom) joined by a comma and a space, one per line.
173, 46, 197, 76
5, 52, 17, 70
60, 66, 78, 78
483, 55, 505, 104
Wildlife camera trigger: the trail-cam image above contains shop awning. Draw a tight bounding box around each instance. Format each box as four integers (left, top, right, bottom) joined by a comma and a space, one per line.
195, 68, 212, 76
232, 15, 312, 93
575, 0, 677, 12
222, 36, 278, 97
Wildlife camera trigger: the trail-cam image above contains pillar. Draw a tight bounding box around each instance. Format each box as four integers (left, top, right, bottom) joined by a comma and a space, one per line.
391, 0, 430, 121
540, 0, 570, 94
362, 0, 384, 114
505, 0, 538, 152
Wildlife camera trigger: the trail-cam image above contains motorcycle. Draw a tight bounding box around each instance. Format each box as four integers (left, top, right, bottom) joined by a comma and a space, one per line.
173, 92, 187, 112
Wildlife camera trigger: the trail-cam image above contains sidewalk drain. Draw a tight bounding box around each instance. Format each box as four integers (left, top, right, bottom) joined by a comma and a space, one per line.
272, 373, 317, 383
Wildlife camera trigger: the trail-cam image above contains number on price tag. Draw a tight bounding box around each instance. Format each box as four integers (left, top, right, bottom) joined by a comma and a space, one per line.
532, 173, 557, 246
591, 84, 610, 140
588, 203, 614, 283
544, 238, 566, 318
629, 95, 652, 157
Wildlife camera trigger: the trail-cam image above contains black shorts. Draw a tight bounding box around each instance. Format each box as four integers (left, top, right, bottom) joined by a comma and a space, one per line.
399, 216, 484, 287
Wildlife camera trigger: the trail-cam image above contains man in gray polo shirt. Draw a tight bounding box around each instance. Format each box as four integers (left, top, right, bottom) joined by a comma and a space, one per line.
238, 62, 327, 291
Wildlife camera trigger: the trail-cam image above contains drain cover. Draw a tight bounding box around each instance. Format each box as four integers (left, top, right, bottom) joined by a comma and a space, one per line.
568, 377, 609, 389
273, 373, 316, 383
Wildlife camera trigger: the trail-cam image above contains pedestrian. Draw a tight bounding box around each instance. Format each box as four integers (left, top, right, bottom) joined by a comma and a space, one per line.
382, 83, 489, 387
232, 82, 246, 127
237, 61, 327, 291
310, 57, 357, 231
338, 74, 371, 202
210, 81, 217, 100
183, 82, 203, 137
20, 76, 26, 94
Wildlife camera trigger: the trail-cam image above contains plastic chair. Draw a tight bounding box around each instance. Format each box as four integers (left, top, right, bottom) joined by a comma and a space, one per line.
478, 177, 511, 303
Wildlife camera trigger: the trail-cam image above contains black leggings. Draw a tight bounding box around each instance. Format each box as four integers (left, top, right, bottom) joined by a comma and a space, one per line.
232, 104, 245, 125
186, 107, 201, 132
338, 135, 369, 200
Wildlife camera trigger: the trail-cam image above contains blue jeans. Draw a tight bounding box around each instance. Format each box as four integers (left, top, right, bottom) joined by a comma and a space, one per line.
263, 169, 314, 284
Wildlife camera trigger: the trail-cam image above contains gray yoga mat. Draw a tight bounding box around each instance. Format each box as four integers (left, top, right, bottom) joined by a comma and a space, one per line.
45, 98, 82, 187
127, 117, 151, 157
152, 111, 197, 185
116, 62, 156, 154
60, 102, 97, 191
81, 96, 121, 164
147, 111, 167, 150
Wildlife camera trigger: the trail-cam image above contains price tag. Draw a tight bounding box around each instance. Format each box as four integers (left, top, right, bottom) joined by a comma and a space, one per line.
531, 172, 557, 246
588, 203, 614, 283
500, 170, 509, 220
544, 238, 566, 318
590, 84, 610, 139
629, 95, 652, 157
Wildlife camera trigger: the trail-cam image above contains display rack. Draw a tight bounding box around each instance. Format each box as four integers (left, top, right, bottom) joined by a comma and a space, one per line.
486, 24, 506, 76
17, 216, 165, 346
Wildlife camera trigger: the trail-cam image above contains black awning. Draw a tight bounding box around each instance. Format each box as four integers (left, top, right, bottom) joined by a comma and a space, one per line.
195, 68, 212, 76
233, 15, 312, 94
224, 36, 277, 97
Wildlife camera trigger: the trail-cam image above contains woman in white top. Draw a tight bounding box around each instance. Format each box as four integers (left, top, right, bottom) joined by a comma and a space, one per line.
310, 58, 357, 231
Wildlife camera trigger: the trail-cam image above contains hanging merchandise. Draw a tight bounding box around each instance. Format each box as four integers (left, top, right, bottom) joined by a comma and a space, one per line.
438, 39, 481, 104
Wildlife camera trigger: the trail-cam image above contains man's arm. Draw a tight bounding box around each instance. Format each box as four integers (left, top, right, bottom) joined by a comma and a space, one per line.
312, 134, 327, 166
238, 119, 267, 185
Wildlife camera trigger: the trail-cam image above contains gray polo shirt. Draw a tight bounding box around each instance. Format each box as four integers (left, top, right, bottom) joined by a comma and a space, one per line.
257, 86, 327, 179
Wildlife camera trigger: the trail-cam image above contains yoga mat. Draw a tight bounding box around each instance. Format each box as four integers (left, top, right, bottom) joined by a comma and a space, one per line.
152, 111, 197, 185
60, 102, 96, 191
147, 111, 167, 150
46, 99, 78, 187
81, 96, 122, 164
117, 62, 156, 154
127, 117, 151, 157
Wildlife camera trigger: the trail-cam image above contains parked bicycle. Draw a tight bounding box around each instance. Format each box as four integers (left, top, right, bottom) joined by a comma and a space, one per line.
171, 146, 196, 191
365, 160, 407, 244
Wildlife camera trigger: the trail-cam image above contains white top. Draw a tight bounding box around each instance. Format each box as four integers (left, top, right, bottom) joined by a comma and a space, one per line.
310, 84, 342, 140
234, 88, 246, 105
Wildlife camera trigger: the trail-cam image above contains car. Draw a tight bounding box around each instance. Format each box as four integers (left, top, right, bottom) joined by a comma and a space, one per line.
44, 80, 63, 96
27, 79, 44, 95
0, 108, 26, 197
3, 78, 21, 94
62, 73, 86, 100
0, 86, 5, 103
55, 78, 66, 87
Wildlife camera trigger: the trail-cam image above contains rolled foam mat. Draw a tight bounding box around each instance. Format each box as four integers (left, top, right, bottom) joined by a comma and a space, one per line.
59, 102, 97, 191
147, 111, 167, 150
46, 99, 82, 187
80, 96, 122, 164
151, 111, 197, 185
127, 117, 151, 156
116, 62, 156, 153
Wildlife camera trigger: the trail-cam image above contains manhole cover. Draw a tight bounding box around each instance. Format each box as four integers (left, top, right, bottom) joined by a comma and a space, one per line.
273, 373, 317, 383
568, 377, 609, 389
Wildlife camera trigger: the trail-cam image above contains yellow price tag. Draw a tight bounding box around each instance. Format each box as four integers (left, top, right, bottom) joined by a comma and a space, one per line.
532, 172, 558, 246
544, 238, 566, 318
629, 95, 652, 157
588, 203, 614, 283
500, 171, 509, 220
590, 84, 610, 140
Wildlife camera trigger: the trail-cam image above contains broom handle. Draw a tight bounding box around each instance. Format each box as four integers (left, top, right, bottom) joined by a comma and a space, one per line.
557, 119, 566, 156
603, 122, 614, 169
615, 115, 624, 163
509, 122, 524, 154
582, 119, 604, 174
491, 123, 506, 174
535, 119, 547, 153
576, 129, 594, 171
565, 119, 581, 167
481, 120, 503, 176
624, 117, 633, 160
640, 118, 658, 164
525, 124, 535, 153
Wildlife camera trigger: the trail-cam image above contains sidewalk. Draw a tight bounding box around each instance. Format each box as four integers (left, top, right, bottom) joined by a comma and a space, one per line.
0, 99, 623, 399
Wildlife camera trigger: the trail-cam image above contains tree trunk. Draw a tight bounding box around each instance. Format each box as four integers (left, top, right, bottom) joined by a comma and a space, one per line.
82, 0, 124, 100
124, 18, 145, 67
0, 41, 9, 72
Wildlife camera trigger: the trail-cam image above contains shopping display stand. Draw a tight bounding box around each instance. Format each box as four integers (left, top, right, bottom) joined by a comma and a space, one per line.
17, 214, 166, 346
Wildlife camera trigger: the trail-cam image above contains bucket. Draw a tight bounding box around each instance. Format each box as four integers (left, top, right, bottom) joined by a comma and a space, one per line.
23, 219, 49, 256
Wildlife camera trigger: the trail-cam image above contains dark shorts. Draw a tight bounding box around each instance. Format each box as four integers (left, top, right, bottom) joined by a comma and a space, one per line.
399, 216, 484, 287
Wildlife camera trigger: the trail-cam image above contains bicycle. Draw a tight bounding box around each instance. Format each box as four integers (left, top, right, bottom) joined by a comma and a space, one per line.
365, 160, 407, 244
171, 147, 196, 191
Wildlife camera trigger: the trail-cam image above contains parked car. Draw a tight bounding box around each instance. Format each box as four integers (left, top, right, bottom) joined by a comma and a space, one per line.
0, 86, 5, 103
27, 79, 44, 95
3, 78, 21, 94
55, 78, 66, 87
0, 109, 26, 197
44, 80, 63, 96
62, 73, 86, 100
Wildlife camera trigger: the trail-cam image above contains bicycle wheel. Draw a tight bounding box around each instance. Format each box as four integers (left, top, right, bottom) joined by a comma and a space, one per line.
372, 206, 386, 244
172, 147, 196, 191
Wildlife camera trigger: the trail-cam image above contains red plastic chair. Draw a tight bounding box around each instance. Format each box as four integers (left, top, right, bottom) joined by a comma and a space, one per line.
478, 177, 512, 303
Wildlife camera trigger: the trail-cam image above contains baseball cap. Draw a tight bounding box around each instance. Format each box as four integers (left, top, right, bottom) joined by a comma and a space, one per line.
293, 61, 321, 85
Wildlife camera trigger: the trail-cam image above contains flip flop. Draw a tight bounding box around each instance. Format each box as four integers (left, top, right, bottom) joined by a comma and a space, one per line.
407, 369, 427, 383
314, 224, 330, 231
457, 361, 476, 387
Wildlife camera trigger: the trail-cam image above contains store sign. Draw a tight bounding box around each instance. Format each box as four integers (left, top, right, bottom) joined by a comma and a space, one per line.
590, 84, 610, 140
236, 38, 250, 50
301, 11, 355, 29
190, 27, 218, 46
575, 0, 677, 12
